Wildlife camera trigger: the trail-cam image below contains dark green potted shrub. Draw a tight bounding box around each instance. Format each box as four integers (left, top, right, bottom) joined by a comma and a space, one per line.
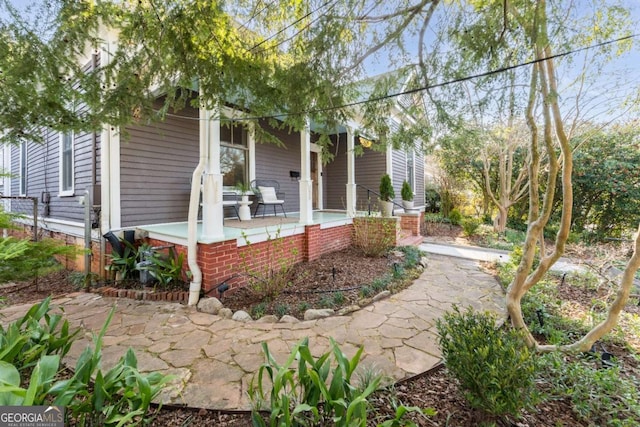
379, 174, 395, 217
401, 180, 414, 210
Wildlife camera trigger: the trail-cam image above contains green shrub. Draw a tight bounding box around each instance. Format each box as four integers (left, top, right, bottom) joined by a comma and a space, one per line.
448, 209, 462, 226
359, 286, 373, 298
0, 237, 80, 284
144, 245, 187, 287
379, 174, 395, 201
332, 291, 345, 305
397, 245, 422, 269
251, 302, 268, 319
423, 212, 448, 224
353, 216, 396, 257
318, 295, 335, 308
0, 297, 77, 370
508, 245, 540, 272
239, 228, 297, 300
371, 276, 390, 292
436, 306, 539, 420
249, 337, 381, 426
461, 217, 481, 237
107, 239, 139, 281
275, 303, 290, 317
424, 186, 441, 213
401, 180, 413, 201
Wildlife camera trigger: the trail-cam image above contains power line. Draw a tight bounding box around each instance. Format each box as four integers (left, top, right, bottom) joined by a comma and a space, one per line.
249, 0, 336, 52
236, 0, 278, 33
312, 33, 640, 115
164, 33, 639, 123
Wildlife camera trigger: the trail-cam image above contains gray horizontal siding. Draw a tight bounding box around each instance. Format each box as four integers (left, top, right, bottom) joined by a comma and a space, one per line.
324, 133, 348, 210
324, 133, 389, 211
354, 147, 386, 211
392, 149, 406, 205
9, 127, 97, 222
254, 121, 301, 214
120, 107, 199, 227
415, 149, 425, 206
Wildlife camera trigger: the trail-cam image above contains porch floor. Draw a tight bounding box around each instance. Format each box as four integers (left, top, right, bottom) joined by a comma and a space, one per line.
138, 210, 353, 245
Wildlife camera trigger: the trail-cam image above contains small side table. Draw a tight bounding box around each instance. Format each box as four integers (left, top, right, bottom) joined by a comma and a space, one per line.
238, 199, 253, 221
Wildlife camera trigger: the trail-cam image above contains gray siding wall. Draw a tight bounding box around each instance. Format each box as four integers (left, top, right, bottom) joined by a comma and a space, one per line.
391, 144, 426, 207
354, 146, 386, 211
323, 134, 347, 210
9, 128, 99, 223
254, 122, 301, 214
392, 149, 406, 205
120, 107, 199, 227
8, 56, 101, 225
415, 150, 425, 207
323, 133, 389, 211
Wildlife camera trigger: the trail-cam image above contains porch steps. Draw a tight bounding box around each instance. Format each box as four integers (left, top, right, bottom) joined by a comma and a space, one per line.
397, 232, 424, 247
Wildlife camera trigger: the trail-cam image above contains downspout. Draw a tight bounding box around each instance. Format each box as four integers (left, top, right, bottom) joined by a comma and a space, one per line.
88, 52, 98, 280
91, 52, 98, 188
187, 106, 208, 305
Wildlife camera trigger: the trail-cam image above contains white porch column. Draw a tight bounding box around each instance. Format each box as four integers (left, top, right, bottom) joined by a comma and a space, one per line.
201, 108, 224, 240
345, 127, 357, 217
299, 119, 313, 224
100, 34, 121, 232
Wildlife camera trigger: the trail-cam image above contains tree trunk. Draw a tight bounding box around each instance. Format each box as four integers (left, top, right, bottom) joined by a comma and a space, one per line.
538, 224, 640, 352
493, 205, 508, 233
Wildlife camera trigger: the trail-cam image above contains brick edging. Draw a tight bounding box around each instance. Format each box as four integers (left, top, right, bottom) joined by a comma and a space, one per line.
93, 287, 190, 303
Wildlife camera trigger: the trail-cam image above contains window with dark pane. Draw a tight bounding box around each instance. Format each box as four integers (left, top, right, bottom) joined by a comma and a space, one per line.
220, 123, 248, 187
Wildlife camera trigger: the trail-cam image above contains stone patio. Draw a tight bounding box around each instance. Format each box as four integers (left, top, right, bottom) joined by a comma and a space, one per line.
0, 254, 505, 410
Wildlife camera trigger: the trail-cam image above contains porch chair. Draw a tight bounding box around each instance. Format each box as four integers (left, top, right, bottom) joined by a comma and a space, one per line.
250, 179, 286, 218
222, 191, 242, 220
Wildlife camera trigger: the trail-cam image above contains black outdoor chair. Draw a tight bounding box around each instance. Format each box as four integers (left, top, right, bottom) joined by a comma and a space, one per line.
250, 179, 286, 218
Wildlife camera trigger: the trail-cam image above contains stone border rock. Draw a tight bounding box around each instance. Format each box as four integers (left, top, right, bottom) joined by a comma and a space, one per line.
93, 254, 428, 324
195, 255, 428, 323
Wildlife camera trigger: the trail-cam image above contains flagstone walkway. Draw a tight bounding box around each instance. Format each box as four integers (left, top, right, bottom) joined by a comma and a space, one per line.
0, 254, 505, 410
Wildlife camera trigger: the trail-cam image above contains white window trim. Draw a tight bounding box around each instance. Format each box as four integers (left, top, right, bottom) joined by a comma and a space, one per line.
406, 148, 415, 191
19, 142, 27, 196
220, 108, 254, 191
59, 131, 75, 197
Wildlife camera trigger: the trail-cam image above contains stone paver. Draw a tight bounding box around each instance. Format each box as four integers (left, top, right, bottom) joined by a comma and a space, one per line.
0, 253, 505, 410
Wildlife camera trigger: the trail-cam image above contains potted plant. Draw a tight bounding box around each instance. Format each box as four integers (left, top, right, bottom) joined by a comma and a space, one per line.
401, 180, 414, 210
234, 181, 252, 202
379, 173, 395, 217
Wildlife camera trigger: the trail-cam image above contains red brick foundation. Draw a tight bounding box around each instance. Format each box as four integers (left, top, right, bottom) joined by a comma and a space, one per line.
10, 220, 355, 300
146, 222, 354, 298
399, 211, 424, 236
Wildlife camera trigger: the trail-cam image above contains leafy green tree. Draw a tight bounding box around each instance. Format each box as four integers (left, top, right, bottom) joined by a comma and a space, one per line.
0, 0, 439, 152
567, 123, 640, 239
426, 0, 639, 352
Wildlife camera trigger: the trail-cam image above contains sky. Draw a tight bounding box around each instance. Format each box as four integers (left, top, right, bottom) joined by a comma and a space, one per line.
364, 0, 640, 126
